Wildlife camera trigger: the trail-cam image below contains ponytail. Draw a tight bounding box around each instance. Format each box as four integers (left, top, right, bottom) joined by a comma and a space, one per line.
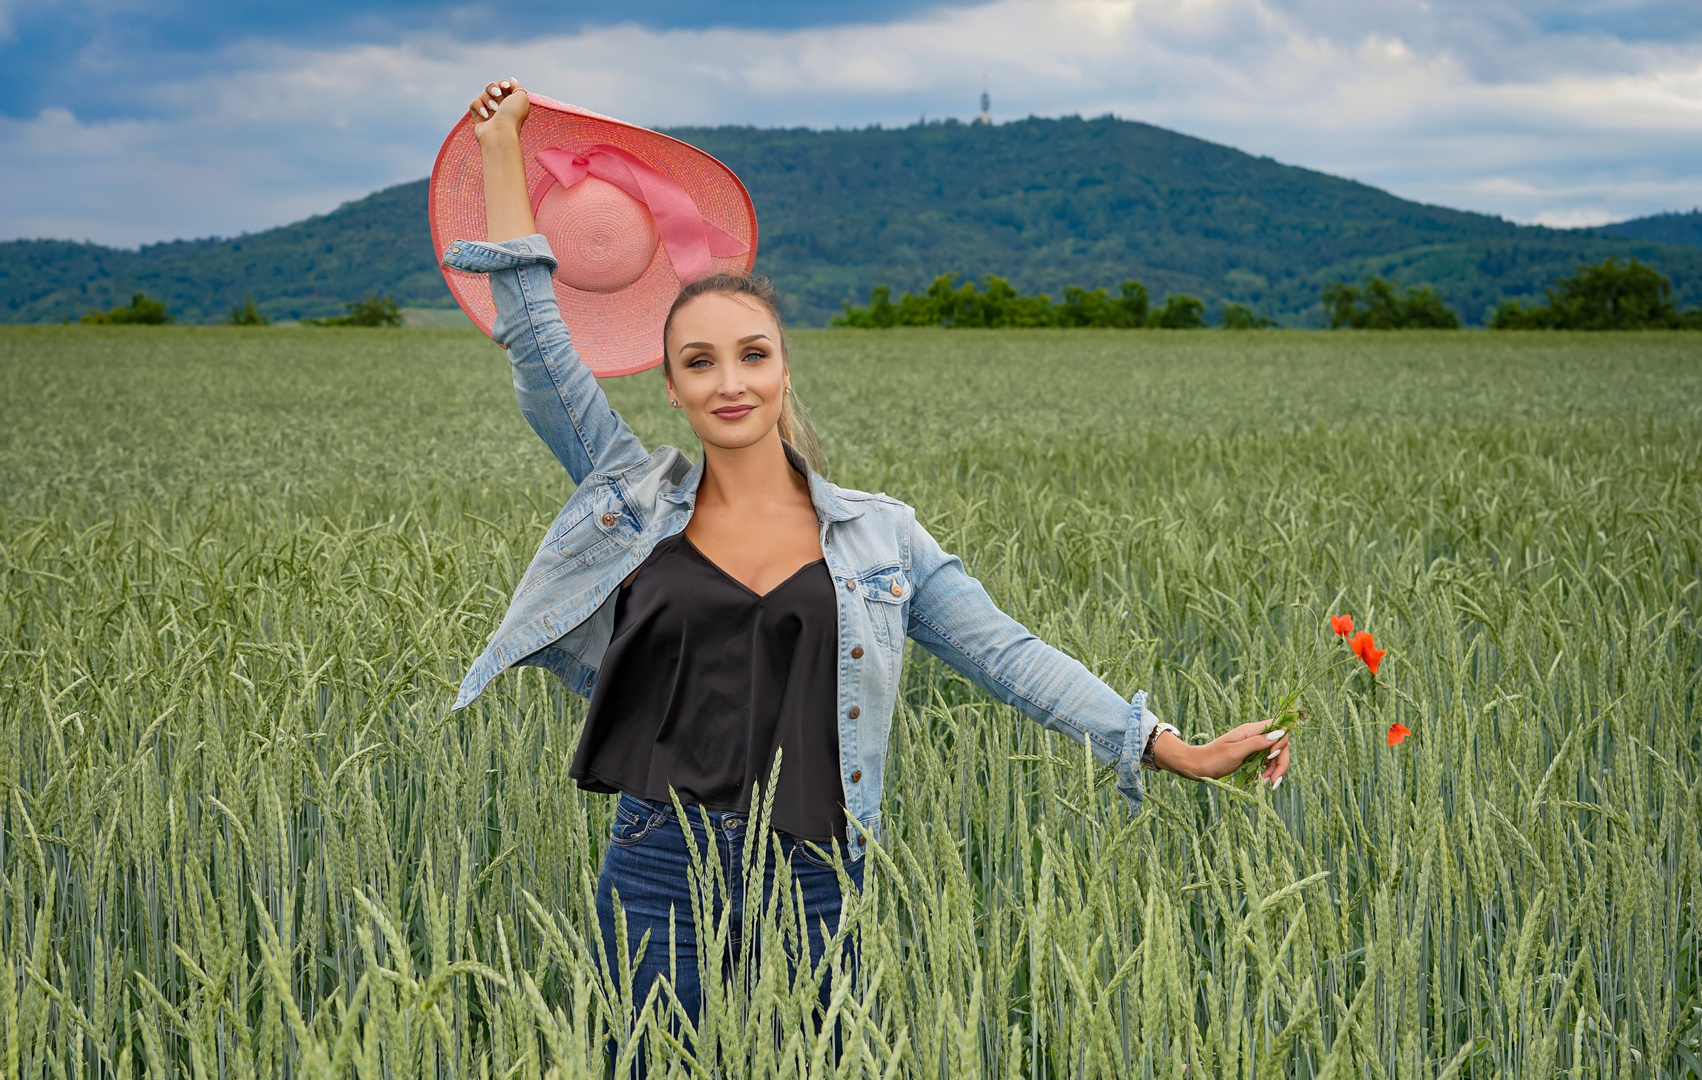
777, 379, 824, 475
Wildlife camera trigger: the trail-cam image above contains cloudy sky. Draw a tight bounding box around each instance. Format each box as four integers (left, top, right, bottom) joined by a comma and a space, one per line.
3, 0, 1699, 248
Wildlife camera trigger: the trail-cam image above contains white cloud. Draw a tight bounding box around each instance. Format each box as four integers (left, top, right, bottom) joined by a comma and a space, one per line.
5, 0, 1702, 246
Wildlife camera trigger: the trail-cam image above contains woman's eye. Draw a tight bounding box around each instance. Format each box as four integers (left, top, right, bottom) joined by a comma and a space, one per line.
743, 350, 767, 363
684, 356, 711, 369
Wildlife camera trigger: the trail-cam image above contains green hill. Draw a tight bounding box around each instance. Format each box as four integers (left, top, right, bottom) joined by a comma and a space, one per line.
4, 115, 1701, 326
677, 117, 1702, 324
1595, 209, 1702, 249
0, 182, 445, 325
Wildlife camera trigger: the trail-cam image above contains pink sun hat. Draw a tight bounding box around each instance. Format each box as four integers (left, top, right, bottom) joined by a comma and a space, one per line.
429, 94, 758, 377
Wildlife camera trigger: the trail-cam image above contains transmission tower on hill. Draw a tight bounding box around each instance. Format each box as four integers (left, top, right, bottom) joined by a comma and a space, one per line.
979, 75, 990, 125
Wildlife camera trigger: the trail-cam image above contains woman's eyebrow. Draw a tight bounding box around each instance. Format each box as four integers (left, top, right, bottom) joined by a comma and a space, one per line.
677, 334, 770, 352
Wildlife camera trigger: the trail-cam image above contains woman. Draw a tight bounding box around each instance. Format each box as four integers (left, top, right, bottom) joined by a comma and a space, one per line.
444, 77, 1292, 1035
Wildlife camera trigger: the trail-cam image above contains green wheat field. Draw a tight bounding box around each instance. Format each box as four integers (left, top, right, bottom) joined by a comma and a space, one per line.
2, 326, 1699, 1078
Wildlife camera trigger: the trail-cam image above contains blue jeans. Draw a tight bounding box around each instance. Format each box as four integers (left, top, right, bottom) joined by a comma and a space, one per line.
595, 794, 865, 1052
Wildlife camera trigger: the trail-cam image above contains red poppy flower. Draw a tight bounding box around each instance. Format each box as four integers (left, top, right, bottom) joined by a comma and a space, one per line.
1386, 722, 1411, 746
1350, 631, 1386, 675
1330, 614, 1355, 638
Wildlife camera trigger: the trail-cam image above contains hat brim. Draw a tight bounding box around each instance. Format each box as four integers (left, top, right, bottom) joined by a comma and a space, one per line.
429, 96, 758, 377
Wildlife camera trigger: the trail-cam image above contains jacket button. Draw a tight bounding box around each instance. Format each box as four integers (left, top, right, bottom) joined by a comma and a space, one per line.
890, 582, 903, 597
845, 579, 857, 590
601, 512, 617, 527
848, 706, 860, 719
850, 769, 862, 782
857, 835, 867, 846
851, 646, 864, 659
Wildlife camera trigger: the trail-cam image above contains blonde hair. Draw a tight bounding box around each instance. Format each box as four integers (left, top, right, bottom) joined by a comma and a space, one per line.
662, 272, 825, 474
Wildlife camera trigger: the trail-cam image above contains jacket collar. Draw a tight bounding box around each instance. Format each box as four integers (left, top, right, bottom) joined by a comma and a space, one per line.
658, 442, 864, 523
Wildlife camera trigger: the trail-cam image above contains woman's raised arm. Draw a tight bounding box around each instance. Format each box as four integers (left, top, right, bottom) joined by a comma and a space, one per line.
444, 79, 648, 484
471, 80, 541, 245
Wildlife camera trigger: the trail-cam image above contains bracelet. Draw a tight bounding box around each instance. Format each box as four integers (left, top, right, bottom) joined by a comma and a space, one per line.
1142, 722, 1182, 769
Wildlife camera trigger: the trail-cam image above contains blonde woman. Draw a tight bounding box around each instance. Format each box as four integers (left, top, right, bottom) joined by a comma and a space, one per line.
437, 77, 1293, 1053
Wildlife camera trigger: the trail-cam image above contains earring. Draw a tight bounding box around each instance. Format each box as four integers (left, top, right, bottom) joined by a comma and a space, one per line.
670, 399, 681, 408
784, 384, 792, 394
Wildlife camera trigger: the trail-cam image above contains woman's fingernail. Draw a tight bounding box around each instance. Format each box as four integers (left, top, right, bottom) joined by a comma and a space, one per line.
1273, 775, 1283, 791
478, 106, 488, 117
1266, 729, 1287, 742
501, 80, 510, 89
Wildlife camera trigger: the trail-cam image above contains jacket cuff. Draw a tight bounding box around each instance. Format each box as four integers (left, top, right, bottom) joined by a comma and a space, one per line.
1114, 690, 1161, 813
441, 234, 558, 274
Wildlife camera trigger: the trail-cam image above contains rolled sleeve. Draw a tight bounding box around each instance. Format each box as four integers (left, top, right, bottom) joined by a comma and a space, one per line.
441, 234, 558, 274
1114, 692, 1166, 813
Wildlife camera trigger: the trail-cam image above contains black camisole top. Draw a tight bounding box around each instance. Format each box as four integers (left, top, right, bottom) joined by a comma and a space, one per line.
569, 531, 846, 842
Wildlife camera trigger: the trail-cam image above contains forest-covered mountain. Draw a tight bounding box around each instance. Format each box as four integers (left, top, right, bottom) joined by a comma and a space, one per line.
4, 115, 1700, 326
0, 182, 444, 327
1595, 209, 1702, 249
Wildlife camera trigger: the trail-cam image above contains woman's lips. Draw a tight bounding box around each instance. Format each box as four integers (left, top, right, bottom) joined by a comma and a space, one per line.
711, 405, 756, 420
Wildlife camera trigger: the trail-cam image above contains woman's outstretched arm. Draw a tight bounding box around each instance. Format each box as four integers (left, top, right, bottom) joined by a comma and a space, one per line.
904, 516, 1291, 812
443, 79, 648, 483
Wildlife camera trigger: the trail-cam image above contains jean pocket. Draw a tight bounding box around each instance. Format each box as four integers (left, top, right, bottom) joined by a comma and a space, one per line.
610, 796, 663, 847
554, 510, 621, 566
857, 567, 909, 649
549, 484, 630, 567
787, 836, 838, 871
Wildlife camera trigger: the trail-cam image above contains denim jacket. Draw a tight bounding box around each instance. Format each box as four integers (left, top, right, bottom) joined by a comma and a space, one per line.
442, 234, 1162, 859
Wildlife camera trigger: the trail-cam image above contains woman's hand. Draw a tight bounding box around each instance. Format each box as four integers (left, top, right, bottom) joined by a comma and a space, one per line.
469, 78, 529, 144
1150, 721, 1292, 789
469, 78, 537, 243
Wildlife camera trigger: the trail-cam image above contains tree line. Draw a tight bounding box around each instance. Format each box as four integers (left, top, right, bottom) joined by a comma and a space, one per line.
68, 256, 1702, 331
1486, 258, 1702, 330
834, 257, 1702, 330
73, 293, 403, 327
831, 275, 1270, 330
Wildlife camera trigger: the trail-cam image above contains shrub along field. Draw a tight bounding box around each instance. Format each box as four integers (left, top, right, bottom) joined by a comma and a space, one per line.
1, 326, 1698, 1078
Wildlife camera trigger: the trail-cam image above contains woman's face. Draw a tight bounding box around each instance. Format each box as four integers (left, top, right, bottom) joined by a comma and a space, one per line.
665, 292, 789, 454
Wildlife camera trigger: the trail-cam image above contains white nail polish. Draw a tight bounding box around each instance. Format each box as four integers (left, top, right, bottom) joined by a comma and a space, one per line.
501, 81, 510, 89
478, 106, 488, 118
1273, 775, 1283, 791
1266, 729, 1287, 742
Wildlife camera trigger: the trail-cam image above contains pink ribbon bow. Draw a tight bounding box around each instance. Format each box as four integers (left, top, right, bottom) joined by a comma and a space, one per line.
529, 144, 748, 284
